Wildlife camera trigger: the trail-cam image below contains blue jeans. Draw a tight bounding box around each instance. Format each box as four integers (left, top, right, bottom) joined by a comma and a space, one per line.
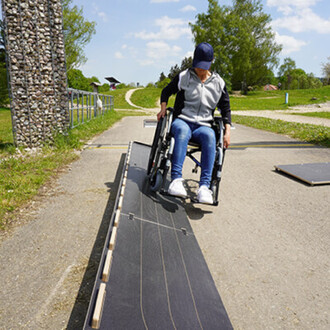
171, 118, 216, 187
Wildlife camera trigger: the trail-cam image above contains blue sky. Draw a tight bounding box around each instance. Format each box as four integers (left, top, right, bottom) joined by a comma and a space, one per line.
71, 0, 330, 86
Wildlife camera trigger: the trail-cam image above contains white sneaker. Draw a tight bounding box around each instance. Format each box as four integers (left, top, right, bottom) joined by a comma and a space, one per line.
168, 178, 187, 198
197, 185, 213, 204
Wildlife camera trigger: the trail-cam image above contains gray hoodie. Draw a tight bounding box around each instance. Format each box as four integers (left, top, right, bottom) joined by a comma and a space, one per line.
161, 68, 231, 126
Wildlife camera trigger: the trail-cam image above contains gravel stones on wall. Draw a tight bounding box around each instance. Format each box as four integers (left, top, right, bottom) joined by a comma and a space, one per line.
2, 0, 69, 147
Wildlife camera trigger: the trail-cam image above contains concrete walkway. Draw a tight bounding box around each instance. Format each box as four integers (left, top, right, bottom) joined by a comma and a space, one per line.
232, 106, 330, 127
0, 113, 329, 329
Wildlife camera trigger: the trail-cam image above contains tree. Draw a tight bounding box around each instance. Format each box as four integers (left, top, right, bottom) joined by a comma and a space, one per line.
277, 58, 322, 89
321, 57, 330, 85
62, 0, 96, 72
99, 83, 110, 93
158, 72, 166, 83
229, 0, 282, 92
180, 56, 193, 71
277, 57, 296, 78
168, 56, 193, 80
168, 64, 180, 81
156, 77, 171, 89
190, 0, 232, 87
190, 0, 282, 92
67, 69, 91, 91
278, 57, 296, 89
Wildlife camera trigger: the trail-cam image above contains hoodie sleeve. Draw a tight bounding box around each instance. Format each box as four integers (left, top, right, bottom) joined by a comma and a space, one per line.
160, 74, 180, 104
217, 85, 231, 125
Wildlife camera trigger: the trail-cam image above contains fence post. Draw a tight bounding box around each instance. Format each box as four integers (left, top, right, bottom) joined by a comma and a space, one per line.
67, 89, 113, 128
70, 89, 74, 128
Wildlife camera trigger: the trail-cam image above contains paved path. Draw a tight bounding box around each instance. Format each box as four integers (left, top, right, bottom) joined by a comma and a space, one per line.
1, 114, 329, 329
232, 108, 330, 127
124, 88, 144, 109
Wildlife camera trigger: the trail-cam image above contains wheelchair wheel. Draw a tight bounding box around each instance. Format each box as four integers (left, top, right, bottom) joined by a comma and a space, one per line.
147, 116, 165, 175
210, 145, 225, 206
149, 170, 163, 192
147, 108, 174, 192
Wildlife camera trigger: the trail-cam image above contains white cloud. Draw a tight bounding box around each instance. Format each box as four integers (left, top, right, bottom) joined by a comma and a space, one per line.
134, 16, 191, 40
272, 8, 330, 34
115, 51, 124, 59
92, 3, 108, 22
275, 32, 307, 54
150, 0, 179, 3
180, 5, 197, 12
184, 50, 194, 58
267, 0, 320, 9
146, 41, 182, 59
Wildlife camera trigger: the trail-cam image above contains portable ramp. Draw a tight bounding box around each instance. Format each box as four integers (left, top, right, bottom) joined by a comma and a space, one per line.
275, 162, 330, 185
84, 141, 232, 329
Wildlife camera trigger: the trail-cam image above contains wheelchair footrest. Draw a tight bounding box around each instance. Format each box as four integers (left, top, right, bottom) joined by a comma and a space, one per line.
190, 197, 219, 206
160, 190, 219, 206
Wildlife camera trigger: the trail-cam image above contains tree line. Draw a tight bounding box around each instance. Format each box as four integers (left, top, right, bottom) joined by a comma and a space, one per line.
157, 0, 328, 93
1, 0, 329, 106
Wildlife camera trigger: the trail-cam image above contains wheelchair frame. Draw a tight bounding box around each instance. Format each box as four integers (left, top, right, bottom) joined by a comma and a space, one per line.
147, 107, 226, 206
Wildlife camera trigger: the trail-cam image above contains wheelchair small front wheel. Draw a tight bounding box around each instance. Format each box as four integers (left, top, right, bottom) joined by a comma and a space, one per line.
149, 170, 163, 192
210, 181, 219, 205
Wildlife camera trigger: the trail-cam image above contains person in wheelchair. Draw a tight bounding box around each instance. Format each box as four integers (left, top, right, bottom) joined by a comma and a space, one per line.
157, 42, 231, 204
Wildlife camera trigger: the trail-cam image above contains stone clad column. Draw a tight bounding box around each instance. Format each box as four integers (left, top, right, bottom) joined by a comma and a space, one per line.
2, 0, 69, 147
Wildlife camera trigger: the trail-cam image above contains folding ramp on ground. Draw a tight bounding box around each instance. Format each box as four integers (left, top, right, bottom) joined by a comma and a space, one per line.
275, 162, 330, 185
84, 141, 233, 329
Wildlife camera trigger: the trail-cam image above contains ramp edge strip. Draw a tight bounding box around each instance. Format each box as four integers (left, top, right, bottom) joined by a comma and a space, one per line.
83, 141, 133, 329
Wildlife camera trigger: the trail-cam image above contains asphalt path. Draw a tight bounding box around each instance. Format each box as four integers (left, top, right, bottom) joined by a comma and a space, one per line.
0, 115, 329, 329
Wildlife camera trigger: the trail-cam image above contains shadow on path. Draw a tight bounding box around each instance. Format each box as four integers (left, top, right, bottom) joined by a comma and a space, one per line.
66, 153, 126, 329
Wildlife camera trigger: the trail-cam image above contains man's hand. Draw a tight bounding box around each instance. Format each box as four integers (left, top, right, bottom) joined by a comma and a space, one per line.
157, 102, 167, 121
223, 124, 231, 149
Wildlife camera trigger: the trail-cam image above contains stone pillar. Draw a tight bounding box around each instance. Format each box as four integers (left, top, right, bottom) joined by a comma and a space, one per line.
2, 0, 69, 147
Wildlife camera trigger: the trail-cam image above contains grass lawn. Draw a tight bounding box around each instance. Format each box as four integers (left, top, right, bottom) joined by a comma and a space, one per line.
129, 85, 330, 111
130, 87, 160, 108
232, 115, 330, 147
290, 111, 330, 119
230, 86, 330, 110
0, 108, 14, 154
0, 109, 146, 229
130, 87, 175, 108
105, 88, 137, 109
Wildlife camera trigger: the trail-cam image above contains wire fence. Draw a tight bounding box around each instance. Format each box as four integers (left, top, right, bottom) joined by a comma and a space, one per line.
68, 88, 114, 128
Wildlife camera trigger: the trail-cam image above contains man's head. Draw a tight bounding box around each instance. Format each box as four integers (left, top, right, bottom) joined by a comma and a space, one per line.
192, 42, 214, 70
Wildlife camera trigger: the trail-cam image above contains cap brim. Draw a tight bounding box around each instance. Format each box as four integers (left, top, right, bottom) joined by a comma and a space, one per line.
192, 59, 212, 70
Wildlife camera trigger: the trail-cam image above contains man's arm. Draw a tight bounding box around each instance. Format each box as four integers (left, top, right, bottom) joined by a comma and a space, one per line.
157, 75, 180, 120
217, 85, 231, 148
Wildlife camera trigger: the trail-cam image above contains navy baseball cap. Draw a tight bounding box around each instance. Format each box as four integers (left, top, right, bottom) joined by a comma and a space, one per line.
192, 42, 214, 70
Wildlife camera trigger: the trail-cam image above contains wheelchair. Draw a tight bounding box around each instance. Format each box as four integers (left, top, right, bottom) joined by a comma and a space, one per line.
147, 107, 226, 206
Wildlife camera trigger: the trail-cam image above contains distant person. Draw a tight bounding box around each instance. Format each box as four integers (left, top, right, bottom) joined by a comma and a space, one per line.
157, 42, 231, 204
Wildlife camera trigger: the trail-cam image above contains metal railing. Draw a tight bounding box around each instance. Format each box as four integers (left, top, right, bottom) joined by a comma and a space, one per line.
68, 88, 114, 128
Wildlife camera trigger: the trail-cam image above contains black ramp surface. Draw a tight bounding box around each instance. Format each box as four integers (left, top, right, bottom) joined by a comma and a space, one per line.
275, 162, 330, 185
85, 142, 232, 329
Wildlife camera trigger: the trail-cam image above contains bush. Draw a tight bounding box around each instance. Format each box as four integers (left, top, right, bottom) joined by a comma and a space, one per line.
156, 77, 171, 89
